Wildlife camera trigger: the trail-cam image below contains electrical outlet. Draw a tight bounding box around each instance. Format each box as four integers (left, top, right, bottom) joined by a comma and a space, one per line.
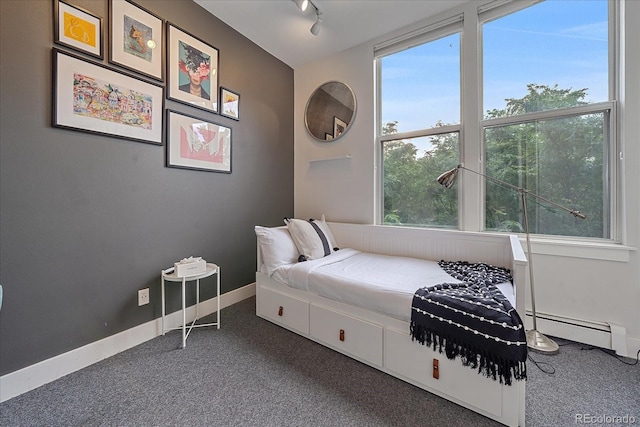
138, 288, 150, 306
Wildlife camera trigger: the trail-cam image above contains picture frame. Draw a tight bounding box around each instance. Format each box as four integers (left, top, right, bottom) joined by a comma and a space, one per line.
220, 87, 240, 120
166, 109, 231, 173
333, 116, 347, 138
52, 48, 164, 145
54, 0, 103, 59
167, 23, 219, 114
109, 0, 164, 81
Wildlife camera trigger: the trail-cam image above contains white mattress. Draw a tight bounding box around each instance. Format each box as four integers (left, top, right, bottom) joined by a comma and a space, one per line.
269, 248, 515, 322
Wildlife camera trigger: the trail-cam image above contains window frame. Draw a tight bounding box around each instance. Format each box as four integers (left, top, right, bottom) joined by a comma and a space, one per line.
375, 0, 620, 243
375, 20, 463, 227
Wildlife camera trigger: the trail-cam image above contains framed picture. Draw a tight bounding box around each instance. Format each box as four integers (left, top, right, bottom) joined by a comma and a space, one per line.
167, 23, 219, 113
54, 0, 103, 59
53, 48, 164, 145
109, 0, 164, 81
166, 110, 231, 173
220, 87, 240, 120
333, 116, 347, 138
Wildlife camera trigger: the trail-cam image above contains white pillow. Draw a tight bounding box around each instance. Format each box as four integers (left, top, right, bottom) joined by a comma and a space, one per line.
254, 226, 299, 275
284, 216, 337, 261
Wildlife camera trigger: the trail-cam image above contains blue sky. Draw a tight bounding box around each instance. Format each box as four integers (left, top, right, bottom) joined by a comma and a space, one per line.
381, 0, 609, 137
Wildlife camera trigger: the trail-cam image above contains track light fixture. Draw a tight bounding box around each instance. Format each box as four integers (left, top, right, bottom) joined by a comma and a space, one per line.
310, 6, 322, 35
293, 0, 309, 12
291, 0, 322, 36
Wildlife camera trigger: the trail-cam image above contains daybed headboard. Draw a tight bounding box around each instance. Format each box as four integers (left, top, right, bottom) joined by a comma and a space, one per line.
326, 223, 527, 314
328, 223, 518, 266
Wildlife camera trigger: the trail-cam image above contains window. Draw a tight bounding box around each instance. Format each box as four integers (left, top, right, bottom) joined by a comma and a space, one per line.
377, 0, 615, 240
379, 30, 461, 228
482, 0, 611, 239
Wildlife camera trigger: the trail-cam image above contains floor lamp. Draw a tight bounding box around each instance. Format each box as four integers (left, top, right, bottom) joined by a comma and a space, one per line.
436, 164, 586, 355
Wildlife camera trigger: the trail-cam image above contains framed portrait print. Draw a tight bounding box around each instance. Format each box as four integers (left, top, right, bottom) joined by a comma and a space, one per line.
166, 110, 231, 173
167, 23, 219, 113
54, 0, 103, 59
109, 0, 164, 81
220, 87, 240, 120
53, 48, 164, 145
333, 116, 347, 138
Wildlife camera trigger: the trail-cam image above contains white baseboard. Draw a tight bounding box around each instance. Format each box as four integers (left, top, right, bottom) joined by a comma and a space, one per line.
0, 283, 256, 403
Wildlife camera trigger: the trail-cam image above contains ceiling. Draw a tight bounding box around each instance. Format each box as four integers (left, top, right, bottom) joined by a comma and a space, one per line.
194, 0, 467, 68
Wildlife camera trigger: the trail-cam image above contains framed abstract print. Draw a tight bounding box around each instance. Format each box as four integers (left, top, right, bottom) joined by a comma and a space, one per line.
54, 0, 103, 59
109, 0, 164, 81
166, 110, 231, 173
220, 87, 239, 120
53, 49, 164, 145
167, 23, 219, 113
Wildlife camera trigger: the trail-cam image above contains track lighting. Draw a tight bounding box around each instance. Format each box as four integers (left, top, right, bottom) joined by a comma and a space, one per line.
310, 6, 322, 35
293, 0, 309, 12
291, 0, 322, 36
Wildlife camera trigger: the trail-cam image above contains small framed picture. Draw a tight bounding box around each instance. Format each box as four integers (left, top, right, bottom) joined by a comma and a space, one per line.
109, 0, 164, 81
166, 109, 231, 173
220, 87, 240, 120
52, 48, 164, 145
167, 23, 219, 113
333, 116, 347, 138
54, 0, 103, 59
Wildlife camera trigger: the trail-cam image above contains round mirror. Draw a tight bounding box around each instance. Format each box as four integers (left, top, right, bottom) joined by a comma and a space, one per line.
304, 81, 356, 142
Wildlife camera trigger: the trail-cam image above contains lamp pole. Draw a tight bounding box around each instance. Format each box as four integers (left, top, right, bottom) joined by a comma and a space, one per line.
520, 189, 559, 354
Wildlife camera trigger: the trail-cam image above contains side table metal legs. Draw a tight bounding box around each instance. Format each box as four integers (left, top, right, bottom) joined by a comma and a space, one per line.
161, 264, 220, 349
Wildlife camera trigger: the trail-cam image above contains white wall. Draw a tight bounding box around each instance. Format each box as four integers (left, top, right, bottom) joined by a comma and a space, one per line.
294, 46, 376, 224
294, 0, 640, 356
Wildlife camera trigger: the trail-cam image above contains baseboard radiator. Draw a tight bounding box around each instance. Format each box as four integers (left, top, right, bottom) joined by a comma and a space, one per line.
525, 311, 628, 357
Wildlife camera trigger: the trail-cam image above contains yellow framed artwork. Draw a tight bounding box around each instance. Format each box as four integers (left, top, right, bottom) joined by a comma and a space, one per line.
54, 0, 103, 59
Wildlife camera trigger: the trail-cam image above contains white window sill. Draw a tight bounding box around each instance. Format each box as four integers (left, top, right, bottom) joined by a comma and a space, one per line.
522, 237, 636, 262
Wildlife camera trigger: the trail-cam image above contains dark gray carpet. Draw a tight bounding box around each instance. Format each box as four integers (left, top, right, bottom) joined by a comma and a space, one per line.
1, 297, 638, 426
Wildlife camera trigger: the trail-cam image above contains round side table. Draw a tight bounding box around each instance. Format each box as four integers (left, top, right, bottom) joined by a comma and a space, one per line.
161, 263, 220, 348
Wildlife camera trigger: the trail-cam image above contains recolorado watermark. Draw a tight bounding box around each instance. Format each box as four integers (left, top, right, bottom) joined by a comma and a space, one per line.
575, 414, 637, 424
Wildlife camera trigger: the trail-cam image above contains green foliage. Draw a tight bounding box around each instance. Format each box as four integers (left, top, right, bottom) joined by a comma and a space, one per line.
383, 124, 458, 228
383, 84, 606, 238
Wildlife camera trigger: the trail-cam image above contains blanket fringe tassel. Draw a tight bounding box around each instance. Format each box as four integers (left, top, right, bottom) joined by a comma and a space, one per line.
410, 322, 527, 386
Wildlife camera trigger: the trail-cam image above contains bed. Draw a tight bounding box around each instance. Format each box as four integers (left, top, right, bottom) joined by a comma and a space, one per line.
255, 220, 527, 426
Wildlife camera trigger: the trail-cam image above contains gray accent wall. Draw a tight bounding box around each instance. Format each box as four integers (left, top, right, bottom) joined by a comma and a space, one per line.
0, 0, 293, 375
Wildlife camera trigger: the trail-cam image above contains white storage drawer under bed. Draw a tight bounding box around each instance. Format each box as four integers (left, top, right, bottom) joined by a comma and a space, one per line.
310, 304, 383, 367
258, 286, 310, 335
385, 327, 503, 417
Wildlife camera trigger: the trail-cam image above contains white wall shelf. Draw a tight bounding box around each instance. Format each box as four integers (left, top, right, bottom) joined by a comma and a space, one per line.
309, 154, 352, 163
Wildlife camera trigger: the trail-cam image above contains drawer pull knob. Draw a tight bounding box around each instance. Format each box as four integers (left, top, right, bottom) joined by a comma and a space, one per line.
278, 306, 283, 316
433, 358, 439, 379
339, 329, 345, 341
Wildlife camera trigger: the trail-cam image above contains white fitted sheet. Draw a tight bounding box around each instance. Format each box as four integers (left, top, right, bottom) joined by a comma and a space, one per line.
270, 248, 515, 322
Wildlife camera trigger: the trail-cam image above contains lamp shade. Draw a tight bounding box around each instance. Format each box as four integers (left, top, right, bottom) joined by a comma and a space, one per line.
436, 167, 459, 189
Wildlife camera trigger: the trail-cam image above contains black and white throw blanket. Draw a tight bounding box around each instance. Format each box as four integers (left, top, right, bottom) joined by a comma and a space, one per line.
410, 261, 527, 385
